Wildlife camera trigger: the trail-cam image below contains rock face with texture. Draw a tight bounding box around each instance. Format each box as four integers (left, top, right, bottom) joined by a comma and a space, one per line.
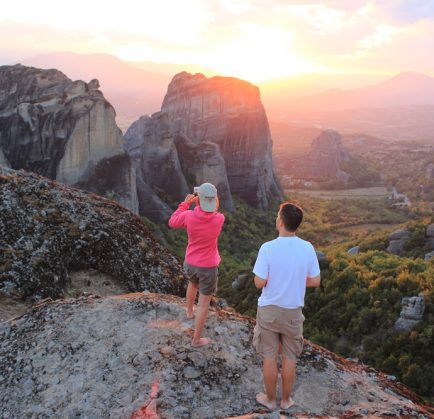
125, 112, 232, 221
289, 129, 350, 182
387, 228, 410, 255
0, 64, 138, 212
394, 296, 426, 332
0, 167, 187, 301
1, 293, 432, 419
125, 72, 282, 221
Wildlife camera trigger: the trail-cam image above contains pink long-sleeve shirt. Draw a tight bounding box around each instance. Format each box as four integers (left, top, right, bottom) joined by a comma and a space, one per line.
168, 201, 225, 268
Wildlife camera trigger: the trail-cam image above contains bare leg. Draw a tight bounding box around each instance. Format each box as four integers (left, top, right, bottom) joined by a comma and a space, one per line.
281, 355, 296, 409
263, 357, 278, 403
191, 293, 212, 346
186, 281, 198, 318
255, 357, 278, 410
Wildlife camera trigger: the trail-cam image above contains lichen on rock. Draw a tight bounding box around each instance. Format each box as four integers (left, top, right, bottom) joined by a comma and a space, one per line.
0, 167, 187, 301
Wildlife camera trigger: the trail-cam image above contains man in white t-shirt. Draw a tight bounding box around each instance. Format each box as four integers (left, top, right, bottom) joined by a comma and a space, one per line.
252, 202, 321, 411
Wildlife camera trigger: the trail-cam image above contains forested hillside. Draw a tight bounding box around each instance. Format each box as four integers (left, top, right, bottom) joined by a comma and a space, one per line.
145, 196, 433, 398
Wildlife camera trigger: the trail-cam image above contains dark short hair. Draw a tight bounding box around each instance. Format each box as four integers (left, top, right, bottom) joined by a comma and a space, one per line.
279, 202, 303, 232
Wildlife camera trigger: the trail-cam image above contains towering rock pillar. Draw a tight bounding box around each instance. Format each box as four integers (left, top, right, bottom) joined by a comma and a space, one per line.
161, 72, 282, 209
125, 72, 282, 221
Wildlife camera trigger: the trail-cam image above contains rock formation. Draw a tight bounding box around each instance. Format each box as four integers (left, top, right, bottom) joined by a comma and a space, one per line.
0, 64, 138, 213
125, 72, 282, 221
288, 129, 350, 182
231, 273, 249, 290
0, 167, 187, 301
386, 228, 410, 255
1, 292, 432, 418
348, 246, 359, 255
394, 296, 426, 332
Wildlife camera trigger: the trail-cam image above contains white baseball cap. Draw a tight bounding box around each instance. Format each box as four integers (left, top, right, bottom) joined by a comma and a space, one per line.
197, 182, 217, 212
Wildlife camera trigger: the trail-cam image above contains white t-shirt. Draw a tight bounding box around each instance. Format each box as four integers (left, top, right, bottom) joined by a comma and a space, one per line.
253, 236, 320, 309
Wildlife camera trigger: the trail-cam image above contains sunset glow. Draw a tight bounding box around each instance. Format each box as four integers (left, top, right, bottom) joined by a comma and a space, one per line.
1, 1, 434, 81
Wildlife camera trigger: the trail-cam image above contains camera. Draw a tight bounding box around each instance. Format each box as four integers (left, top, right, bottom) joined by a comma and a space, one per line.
193, 186, 199, 196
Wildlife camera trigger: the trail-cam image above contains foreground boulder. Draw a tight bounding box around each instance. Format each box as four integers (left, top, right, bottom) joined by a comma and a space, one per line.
0, 64, 138, 212
1, 293, 432, 418
0, 167, 187, 301
125, 72, 282, 221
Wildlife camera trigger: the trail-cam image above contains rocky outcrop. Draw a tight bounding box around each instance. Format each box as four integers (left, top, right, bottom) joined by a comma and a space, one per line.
125, 72, 282, 221
386, 228, 410, 255
348, 246, 359, 255
394, 296, 426, 332
231, 273, 249, 290
0, 64, 138, 213
125, 112, 232, 221
1, 292, 432, 418
289, 129, 350, 182
0, 167, 187, 301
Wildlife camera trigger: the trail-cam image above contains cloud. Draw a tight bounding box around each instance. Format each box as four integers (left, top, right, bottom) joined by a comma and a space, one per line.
373, 0, 434, 23
1, 0, 434, 77
357, 24, 410, 50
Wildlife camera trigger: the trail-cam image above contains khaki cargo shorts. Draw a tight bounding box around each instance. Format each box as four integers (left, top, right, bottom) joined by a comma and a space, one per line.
253, 305, 305, 360
183, 262, 218, 296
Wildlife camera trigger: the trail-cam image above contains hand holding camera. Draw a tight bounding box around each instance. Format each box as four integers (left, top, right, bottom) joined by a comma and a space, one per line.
184, 188, 199, 205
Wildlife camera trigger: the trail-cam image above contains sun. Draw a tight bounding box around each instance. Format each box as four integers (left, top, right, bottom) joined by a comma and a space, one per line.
205, 24, 315, 83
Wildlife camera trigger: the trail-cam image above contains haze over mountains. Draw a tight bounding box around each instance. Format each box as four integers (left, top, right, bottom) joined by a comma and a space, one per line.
15, 51, 434, 143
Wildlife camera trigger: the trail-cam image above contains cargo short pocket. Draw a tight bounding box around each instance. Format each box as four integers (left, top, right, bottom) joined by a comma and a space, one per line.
294, 335, 304, 358
252, 325, 261, 353
258, 309, 277, 328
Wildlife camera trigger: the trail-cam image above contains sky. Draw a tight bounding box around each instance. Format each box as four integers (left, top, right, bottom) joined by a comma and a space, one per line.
1, 0, 434, 82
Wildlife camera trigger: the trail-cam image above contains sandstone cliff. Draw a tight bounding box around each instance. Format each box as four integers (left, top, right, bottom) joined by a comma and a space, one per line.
125, 72, 282, 221
0, 64, 138, 212
1, 292, 432, 418
0, 167, 187, 301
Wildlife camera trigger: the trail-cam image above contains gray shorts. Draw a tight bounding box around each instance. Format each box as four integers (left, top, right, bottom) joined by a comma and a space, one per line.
253, 305, 304, 360
183, 262, 218, 296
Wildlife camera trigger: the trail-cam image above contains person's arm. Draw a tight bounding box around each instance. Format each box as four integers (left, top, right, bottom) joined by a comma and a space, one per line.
306, 274, 321, 288
306, 244, 321, 288
254, 275, 267, 289
253, 244, 268, 289
168, 195, 196, 229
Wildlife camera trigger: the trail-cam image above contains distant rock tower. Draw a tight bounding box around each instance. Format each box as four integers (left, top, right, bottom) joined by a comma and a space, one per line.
290, 129, 350, 182
125, 72, 282, 221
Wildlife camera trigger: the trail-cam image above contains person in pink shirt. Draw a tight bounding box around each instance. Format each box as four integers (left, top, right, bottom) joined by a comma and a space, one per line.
168, 182, 225, 347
